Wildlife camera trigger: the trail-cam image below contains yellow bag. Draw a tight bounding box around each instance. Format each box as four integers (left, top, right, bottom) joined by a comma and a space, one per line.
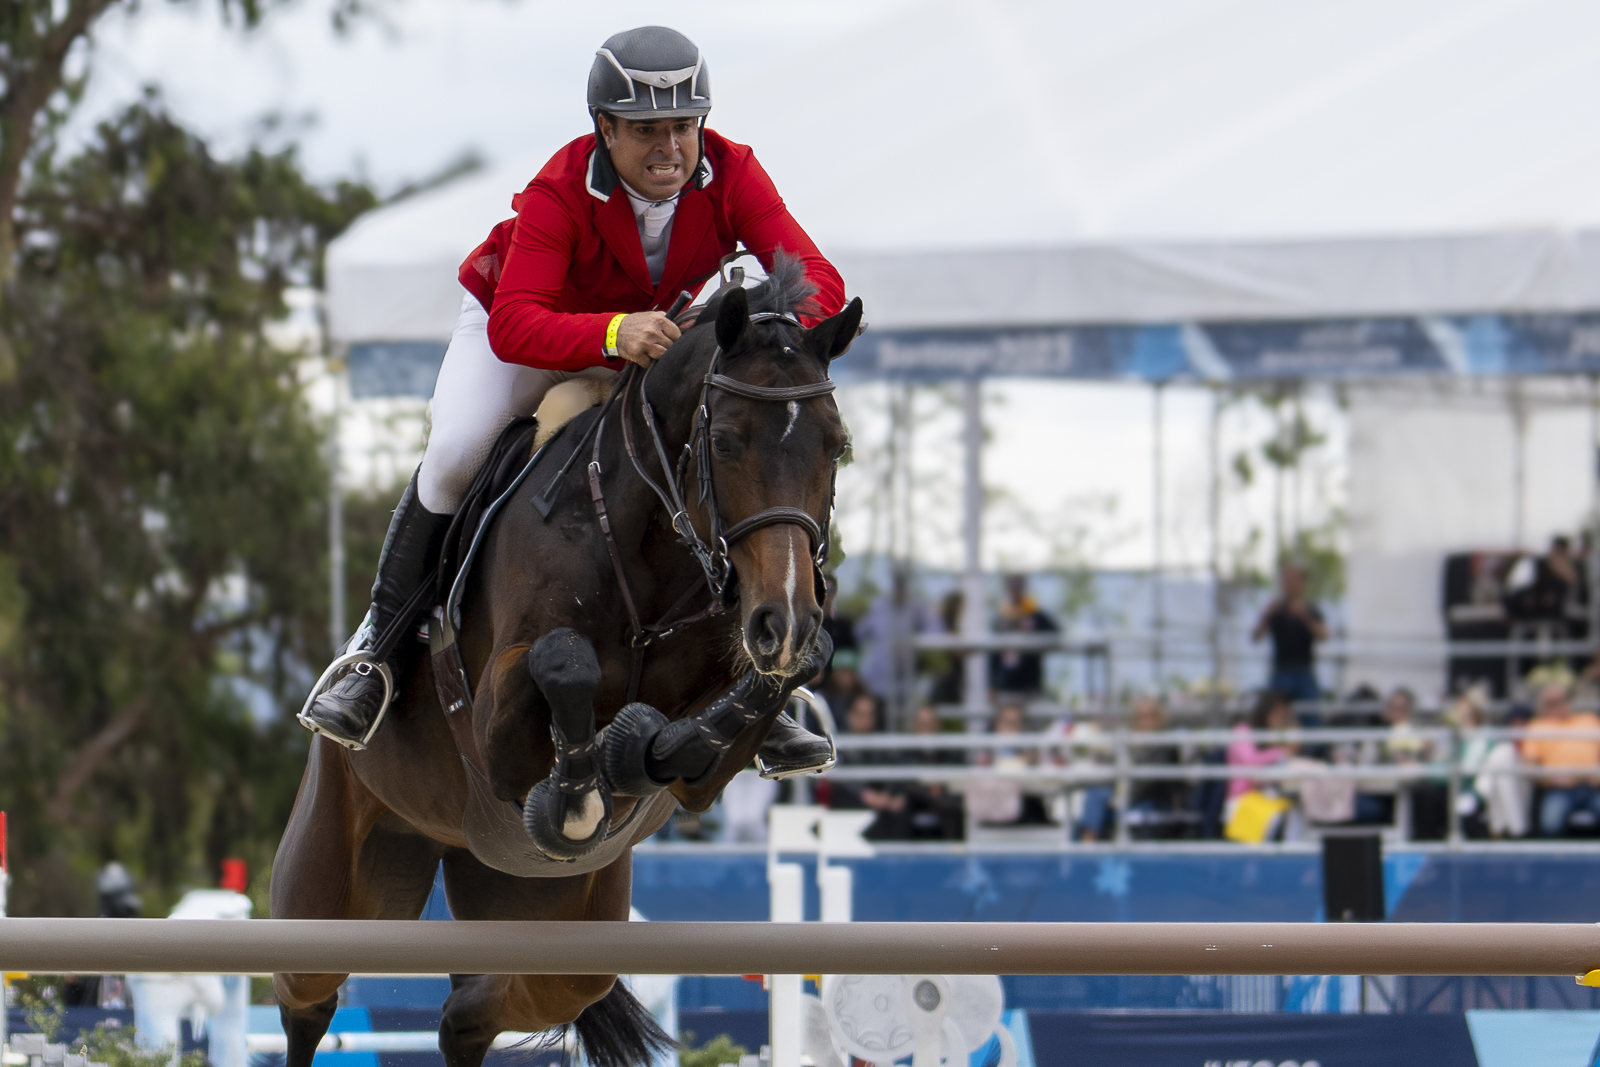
1225, 790, 1291, 843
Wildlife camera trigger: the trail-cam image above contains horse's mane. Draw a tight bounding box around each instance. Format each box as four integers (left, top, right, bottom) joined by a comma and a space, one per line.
701, 250, 819, 324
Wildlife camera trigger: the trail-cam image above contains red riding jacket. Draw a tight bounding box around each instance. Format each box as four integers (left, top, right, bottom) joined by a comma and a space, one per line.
459, 129, 845, 372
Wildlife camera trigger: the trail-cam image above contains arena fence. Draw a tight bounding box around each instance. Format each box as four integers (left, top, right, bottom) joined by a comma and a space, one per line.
0, 919, 1594, 978
825, 724, 1600, 844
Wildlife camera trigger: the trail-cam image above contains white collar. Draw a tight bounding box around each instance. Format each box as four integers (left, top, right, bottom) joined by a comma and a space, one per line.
618, 179, 679, 214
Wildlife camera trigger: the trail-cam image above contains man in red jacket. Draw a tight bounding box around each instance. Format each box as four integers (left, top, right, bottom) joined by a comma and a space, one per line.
303, 26, 845, 776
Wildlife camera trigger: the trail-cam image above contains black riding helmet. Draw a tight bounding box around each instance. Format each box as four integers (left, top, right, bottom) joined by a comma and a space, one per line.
586, 26, 712, 198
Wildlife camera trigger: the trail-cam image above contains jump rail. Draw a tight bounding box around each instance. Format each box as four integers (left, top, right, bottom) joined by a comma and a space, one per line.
0, 919, 1595, 977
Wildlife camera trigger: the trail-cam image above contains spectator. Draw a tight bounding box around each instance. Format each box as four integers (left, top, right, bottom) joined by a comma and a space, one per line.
817, 648, 864, 725
908, 703, 964, 766
1059, 711, 1114, 841
902, 704, 964, 839
1227, 691, 1294, 808
1450, 685, 1530, 839
856, 568, 938, 718
1522, 681, 1600, 837
1379, 687, 1447, 839
1507, 536, 1580, 624
970, 701, 1054, 828
831, 693, 911, 839
991, 574, 1059, 697
1251, 563, 1328, 705
1379, 688, 1428, 763
1224, 692, 1298, 842
1127, 697, 1186, 834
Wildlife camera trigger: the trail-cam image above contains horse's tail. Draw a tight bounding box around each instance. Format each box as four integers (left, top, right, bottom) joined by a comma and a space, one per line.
574, 979, 678, 1067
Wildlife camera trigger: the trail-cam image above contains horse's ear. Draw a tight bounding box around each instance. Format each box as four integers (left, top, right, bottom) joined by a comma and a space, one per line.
807, 297, 864, 361
715, 286, 749, 351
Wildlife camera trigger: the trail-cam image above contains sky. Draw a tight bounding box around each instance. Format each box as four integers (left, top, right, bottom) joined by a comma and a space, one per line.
75, 0, 1344, 575
78, 0, 916, 192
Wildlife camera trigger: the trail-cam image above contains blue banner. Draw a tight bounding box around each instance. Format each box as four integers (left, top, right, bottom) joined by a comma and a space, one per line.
838, 324, 1191, 381
1199, 318, 1447, 379
1025, 1012, 1478, 1067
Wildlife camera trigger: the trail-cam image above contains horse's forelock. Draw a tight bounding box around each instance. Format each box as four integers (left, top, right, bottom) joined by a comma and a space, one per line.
701, 250, 819, 326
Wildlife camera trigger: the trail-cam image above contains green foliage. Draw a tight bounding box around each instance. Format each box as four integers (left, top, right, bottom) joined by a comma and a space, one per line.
1284, 518, 1347, 601
0, 96, 373, 914
678, 1033, 748, 1067
76, 1021, 206, 1067
18, 985, 64, 1040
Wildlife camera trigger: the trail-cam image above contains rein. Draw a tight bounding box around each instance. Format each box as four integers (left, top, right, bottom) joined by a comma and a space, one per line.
586, 311, 838, 700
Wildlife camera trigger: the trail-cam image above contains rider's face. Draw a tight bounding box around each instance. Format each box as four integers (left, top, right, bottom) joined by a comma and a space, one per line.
598, 113, 700, 200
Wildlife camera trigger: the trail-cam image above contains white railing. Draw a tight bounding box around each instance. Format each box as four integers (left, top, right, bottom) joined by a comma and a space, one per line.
819, 726, 1600, 846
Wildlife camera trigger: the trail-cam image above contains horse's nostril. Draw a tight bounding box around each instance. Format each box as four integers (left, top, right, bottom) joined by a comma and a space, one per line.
747, 605, 788, 656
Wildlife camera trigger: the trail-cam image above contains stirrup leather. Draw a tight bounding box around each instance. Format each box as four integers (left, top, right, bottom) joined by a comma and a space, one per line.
297, 648, 395, 752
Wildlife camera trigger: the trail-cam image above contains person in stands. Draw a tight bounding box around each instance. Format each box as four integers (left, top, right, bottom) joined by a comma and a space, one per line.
1227, 691, 1295, 816
1127, 696, 1186, 836
1251, 563, 1328, 706
1522, 681, 1600, 837
991, 574, 1059, 698
902, 704, 964, 839
830, 693, 911, 839
301, 26, 843, 777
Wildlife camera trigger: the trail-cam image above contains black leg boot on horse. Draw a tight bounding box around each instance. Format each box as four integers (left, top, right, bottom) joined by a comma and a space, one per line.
522, 628, 614, 860
300, 471, 452, 749
605, 630, 833, 796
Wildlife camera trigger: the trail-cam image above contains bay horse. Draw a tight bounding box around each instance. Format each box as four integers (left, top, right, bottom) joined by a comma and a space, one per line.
270, 258, 863, 1067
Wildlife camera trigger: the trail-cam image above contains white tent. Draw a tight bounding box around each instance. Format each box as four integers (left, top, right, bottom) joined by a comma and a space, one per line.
328, 0, 1600, 341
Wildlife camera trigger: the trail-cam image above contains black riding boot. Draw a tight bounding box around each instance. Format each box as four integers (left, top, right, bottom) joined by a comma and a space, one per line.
300, 473, 451, 750
756, 710, 837, 779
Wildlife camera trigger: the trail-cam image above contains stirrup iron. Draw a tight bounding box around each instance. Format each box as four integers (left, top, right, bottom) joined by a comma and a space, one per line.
297, 648, 395, 752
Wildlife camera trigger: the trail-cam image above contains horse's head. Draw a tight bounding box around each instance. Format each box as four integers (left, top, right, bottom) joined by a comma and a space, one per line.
662, 259, 862, 677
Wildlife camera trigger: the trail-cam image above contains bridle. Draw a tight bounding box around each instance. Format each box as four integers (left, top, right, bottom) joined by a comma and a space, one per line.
585, 310, 838, 698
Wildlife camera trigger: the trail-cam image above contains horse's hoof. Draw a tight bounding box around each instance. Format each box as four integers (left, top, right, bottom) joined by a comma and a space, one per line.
601, 702, 670, 796
522, 777, 613, 861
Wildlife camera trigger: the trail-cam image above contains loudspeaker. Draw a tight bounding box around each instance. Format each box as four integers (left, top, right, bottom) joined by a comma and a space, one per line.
1322, 833, 1385, 922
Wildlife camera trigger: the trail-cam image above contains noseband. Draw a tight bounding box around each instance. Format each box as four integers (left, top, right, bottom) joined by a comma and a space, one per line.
583, 311, 838, 697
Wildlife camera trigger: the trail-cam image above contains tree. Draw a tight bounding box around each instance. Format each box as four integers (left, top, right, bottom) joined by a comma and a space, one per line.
0, 0, 367, 296
0, 96, 374, 914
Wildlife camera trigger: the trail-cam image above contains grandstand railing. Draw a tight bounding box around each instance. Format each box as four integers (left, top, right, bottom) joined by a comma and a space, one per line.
821, 726, 1600, 846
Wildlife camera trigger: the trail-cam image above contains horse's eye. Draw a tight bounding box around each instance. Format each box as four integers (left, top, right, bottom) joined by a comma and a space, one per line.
710, 432, 735, 458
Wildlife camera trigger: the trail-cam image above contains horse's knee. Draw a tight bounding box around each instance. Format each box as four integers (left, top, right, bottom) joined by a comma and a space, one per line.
274, 972, 347, 1012
527, 628, 602, 729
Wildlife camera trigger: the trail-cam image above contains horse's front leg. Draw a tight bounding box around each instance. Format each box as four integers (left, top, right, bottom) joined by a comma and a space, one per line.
521, 628, 614, 860
603, 630, 831, 806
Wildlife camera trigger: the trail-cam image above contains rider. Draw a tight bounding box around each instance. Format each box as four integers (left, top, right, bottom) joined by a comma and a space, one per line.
303, 26, 846, 773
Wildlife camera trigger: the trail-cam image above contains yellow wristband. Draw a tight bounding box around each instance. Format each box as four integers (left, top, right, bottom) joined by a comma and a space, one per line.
604, 313, 627, 358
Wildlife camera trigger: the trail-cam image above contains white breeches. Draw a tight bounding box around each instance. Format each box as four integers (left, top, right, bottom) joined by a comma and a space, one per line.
417, 290, 616, 514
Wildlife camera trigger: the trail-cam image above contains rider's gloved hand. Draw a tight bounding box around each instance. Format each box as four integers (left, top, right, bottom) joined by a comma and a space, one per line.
616, 312, 681, 367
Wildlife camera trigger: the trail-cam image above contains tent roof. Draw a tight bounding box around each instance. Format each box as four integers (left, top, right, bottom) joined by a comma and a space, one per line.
327, 0, 1600, 343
